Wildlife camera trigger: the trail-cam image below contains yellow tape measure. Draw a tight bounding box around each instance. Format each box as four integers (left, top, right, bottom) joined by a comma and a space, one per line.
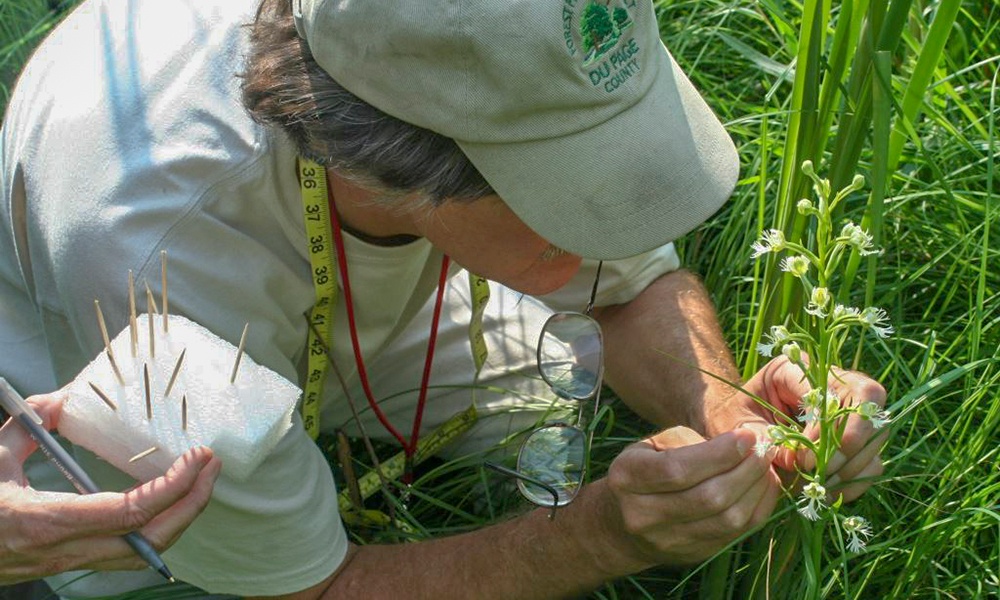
468, 274, 490, 373
337, 403, 479, 512
299, 158, 336, 440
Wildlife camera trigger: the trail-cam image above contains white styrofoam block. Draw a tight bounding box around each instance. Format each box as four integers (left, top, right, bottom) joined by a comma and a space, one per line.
59, 313, 301, 482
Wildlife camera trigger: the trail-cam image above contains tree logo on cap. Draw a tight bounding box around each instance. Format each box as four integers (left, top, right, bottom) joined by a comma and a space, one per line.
579, 1, 634, 65
562, 0, 642, 94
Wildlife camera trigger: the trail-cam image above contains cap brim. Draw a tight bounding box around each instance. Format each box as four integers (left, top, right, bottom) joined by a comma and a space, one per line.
457, 46, 739, 260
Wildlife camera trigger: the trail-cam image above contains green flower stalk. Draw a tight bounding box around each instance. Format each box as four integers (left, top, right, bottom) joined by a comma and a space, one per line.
751, 161, 891, 596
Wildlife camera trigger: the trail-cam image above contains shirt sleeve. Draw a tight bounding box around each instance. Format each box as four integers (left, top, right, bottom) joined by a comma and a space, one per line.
162, 413, 349, 596
536, 242, 682, 312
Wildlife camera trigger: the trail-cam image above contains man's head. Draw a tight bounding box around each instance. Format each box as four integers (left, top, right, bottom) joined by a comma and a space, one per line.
242, 0, 494, 209
243, 0, 738, 260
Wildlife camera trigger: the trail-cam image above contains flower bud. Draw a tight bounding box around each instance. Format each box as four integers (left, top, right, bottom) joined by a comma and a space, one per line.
801, 160, 815, 176
758, 426, 783, 451
825, 391, 841, 415
797, 198, 814, 214
782, 341, 802, 363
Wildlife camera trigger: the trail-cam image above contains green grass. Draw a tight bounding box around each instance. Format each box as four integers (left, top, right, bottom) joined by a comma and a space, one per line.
668, 0, 999, 597
2, 0, 999, 598
0, 0, 74, 113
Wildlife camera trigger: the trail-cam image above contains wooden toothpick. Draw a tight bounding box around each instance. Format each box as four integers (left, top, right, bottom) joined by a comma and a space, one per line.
230, 322, 249, 384
106, 350, 125, 386
145, 282, 156, 358
128, 270, 138, 357
143, 363, 152, 420
128, 446, 159, 463
163, 349, 186, 398
161, 250, 169, 333
144, 280, 159, 314
147, 308, 155, 358
93, 299, 113, 358
88, 381, 117, 411
182, 394, 188, 431
94, 300, 123, 385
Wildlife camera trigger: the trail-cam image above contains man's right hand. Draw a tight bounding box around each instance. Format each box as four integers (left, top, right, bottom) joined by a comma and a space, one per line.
605, 425, 781, 568
0, 392, 222, 585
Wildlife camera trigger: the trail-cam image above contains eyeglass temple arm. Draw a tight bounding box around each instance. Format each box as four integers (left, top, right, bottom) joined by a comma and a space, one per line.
584, 260, 604, 316
483, 461, 560, 520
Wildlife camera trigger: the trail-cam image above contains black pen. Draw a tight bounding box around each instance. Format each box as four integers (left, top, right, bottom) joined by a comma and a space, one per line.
0, 377, 175, 583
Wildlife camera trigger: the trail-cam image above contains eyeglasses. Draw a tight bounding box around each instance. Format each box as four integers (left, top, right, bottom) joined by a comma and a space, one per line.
486, 262, 604, 518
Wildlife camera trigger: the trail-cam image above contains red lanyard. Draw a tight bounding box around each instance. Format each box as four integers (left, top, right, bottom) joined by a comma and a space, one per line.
325, 183, 450, 464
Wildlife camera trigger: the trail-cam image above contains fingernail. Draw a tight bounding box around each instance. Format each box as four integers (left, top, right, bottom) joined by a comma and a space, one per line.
189, 446, 212, 467
736, 435, 752, 458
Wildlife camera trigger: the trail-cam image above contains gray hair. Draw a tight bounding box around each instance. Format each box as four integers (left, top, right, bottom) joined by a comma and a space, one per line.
241, 0, 494, 206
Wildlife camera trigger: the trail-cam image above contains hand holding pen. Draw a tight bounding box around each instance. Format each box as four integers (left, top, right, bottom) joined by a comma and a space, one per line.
0, 379, 221, 586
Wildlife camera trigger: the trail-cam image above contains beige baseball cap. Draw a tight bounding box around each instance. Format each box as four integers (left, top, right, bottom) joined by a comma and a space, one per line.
293, 0, 738, 259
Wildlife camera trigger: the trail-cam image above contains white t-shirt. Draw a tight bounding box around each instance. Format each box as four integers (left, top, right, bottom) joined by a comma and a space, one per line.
0, 0, 681, 596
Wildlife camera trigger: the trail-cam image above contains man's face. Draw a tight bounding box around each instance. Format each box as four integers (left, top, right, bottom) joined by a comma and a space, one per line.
413, 195, 582, 295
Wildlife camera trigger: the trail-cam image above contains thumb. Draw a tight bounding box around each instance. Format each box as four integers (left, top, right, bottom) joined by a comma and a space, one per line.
738, 419, 803, 470
728, 419, 791, 467
0, 392, 67, 468
26, 391, 68, 431
737, 419, 770, 441
646, 425, 706, 450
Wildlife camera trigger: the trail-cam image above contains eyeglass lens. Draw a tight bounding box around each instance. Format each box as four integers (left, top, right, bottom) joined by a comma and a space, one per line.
537, 313, 603, 400
516, 424, 587, 506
